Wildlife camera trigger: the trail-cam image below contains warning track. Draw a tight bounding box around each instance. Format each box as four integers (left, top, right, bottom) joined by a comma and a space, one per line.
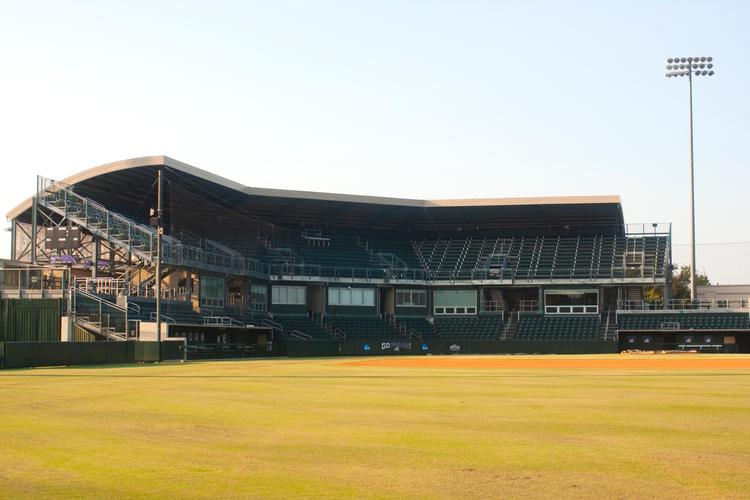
342, 355, 750, 370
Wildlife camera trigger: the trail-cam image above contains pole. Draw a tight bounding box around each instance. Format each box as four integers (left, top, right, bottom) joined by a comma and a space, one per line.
688, 68, 697, 301
31, 195, 38, 265
156, 169, 163, 361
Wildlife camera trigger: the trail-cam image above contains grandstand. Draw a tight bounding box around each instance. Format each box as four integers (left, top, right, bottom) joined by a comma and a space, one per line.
3, 155, 748, 357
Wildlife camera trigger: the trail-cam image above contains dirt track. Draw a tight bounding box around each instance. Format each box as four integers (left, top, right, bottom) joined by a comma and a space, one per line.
343, 355, 750, 370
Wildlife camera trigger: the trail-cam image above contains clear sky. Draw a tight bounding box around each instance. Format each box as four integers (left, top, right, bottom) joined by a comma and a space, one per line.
1, 0, 748, 283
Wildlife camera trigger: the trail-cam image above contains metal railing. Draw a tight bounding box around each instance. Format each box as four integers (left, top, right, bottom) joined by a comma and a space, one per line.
73, 277, 128, 296
519, 300, 540, 312
481, 300, 504, 313
618, 299, 749, 311
624, 222, 672, 235
290, 329, 313, 340
37, 176, 269, 279
203, 316, 246, 327
149, 311, 176, 324
38, 177, 157, 261
270, 263, 429, 282
71, 289, 128, 340
261, 318, 284, 339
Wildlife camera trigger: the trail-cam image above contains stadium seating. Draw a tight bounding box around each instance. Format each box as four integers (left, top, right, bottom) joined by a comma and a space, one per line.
516, 314, 599, 341
328, 316, 402, 340
618, 313, 750, 331
395, 315, 504, 340
397, 317, 437, 339
411, 235, 668, 281
433, 316, 504, 340
200, 227, 668, 283
273, 315, 332, 339
363, 238, 422, 269
128, 297, 203, 324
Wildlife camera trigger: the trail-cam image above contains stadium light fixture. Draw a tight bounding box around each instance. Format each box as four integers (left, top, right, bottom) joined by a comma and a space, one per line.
665, 56, 715, 301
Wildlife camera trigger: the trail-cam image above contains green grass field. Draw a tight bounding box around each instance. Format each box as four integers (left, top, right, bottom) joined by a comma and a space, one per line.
1, 355, 750, 499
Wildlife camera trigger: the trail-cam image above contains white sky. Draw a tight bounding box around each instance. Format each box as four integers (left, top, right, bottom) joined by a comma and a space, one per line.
0, 0, 748, 283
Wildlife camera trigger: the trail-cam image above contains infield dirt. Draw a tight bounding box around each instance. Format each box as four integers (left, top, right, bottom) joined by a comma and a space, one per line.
343, 354, 750, 370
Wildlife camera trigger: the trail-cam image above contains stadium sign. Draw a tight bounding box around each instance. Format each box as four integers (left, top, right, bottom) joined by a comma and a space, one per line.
381, 341, 412, 352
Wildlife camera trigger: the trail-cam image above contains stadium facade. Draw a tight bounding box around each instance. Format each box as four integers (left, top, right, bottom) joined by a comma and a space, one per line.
3, 155, 749, 359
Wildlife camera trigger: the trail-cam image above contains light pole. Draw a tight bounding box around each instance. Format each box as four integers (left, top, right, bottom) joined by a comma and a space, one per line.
155, 169, 163, 361
665, 56, 715, 302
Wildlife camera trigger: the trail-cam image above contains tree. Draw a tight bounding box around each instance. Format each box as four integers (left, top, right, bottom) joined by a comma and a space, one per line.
645, 265, 710, 302
671, 265, 710, 300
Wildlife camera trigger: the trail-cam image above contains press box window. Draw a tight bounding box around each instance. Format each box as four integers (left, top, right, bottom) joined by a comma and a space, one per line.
433, 290, 477, 315
200, 276, 225, 308
396, 290, 426, 307
250, 284, 268, 312
544, 289, 598, 314
272, 286, 306, 305
329, 287, 375, 306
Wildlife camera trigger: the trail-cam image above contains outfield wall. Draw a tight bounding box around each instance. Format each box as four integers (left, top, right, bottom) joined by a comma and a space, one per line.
0, 340, 183, 369
0, 299, 65, 342
285, 339, 618, 357
0, 338, 621, 368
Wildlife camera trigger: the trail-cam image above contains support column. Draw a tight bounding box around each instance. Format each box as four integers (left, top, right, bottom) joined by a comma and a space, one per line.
92, 236, 100, 279
31, 196, 38, 265
10, 219, 17, 261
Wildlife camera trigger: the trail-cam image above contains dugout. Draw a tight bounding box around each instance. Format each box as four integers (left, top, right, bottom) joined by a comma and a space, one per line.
169, 324, 276, 359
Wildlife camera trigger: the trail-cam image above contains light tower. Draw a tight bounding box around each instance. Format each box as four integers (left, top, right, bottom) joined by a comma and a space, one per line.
665, 56, 715, 301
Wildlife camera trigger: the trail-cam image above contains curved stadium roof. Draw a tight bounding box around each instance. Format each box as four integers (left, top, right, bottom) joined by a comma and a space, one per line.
8, 156, 625, 235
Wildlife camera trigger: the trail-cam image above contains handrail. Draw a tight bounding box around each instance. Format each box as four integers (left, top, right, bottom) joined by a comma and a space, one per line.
619, 299, 749, 311
291, 329, 313, 340
481, 300, 504, 313
519, 300, 539, 312
74, 288, 128, 313
74, 277, 128, 296
203, 316, 246, 327
71, 288, 129, 340
603, 312, 611, 341
261, 318, 284, 336
149, 311, 176, 324
38, 176, 269, 278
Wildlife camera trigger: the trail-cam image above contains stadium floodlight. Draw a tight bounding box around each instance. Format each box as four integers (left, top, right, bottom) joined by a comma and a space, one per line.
665, 56, 715, 301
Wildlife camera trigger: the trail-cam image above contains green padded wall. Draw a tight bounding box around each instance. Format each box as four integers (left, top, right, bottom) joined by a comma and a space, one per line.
0, 299, 66, 342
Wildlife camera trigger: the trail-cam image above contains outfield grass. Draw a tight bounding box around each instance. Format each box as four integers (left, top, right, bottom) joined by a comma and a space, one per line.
1, 355, 750, 498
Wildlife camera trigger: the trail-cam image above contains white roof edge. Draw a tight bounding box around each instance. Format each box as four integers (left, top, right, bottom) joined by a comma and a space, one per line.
6, 156, 622, 219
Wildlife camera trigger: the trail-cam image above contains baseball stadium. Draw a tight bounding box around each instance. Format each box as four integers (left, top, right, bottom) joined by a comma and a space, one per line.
1, 156, 749, 497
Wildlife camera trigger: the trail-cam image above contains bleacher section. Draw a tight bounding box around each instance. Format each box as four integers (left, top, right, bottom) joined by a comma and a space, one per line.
397, 317, 437, 339
618, 313, 750, 331
204, 230, 668, 282
211, 308, 255, 326
201, 232, 270, 261
128, 297, 203, 324
277, 234, 372, 270
396, 315, 504, 340
273, 315, 332, 339
329, 316, 402, 340
516, 315, 599, 341
433, 316, 504, 340
363, 238, 422, 269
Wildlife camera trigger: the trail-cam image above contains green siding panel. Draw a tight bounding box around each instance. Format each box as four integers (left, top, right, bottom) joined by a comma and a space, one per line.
0, 299, 65, 342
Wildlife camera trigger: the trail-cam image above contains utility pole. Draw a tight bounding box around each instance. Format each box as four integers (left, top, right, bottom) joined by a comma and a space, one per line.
155, 169, 163, 361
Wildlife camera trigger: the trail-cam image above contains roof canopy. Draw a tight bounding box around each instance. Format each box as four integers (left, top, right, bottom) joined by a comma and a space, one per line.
9, 156, 625, 235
